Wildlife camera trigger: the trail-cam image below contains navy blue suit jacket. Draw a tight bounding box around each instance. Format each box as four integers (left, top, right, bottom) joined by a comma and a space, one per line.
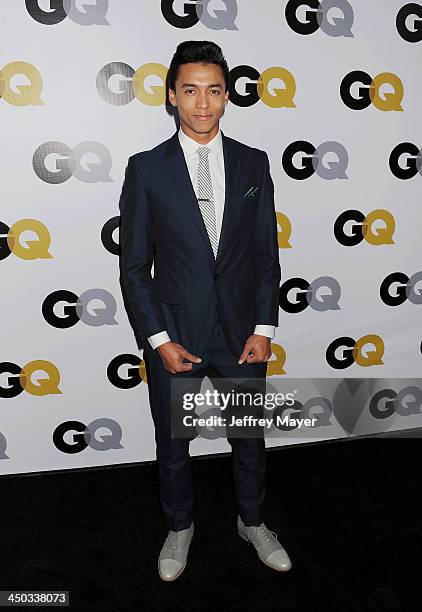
118, 129, 281, 357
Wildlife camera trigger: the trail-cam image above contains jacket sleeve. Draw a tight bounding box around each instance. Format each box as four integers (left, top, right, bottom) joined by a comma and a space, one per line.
118, 155, 167, 341
253, 151, 281, 325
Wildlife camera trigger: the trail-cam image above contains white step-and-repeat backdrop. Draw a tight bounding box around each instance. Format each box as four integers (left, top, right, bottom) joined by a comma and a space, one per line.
2, 1, 421, 475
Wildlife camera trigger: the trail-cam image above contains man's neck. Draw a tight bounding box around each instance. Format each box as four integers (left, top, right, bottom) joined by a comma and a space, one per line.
179, 124, 220, 146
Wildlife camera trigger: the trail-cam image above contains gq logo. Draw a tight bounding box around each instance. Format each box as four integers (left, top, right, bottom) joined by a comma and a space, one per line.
0, 62, 44, 106
271, 398, 332, 431
53, 419, 123, 454
369, 386, 422, 418
326, 335, 384, 370
161, 0, 238, 29
267, 344, 287, 377
282, 141, 348, 179
334, 210, 395, 246
396, 3, 422, 42
97, 63, 168, 106
25, 0, 109, 25
107, 354, 148, 388
102, 216, 119, 255
33, 142, 112, 183
285, 0, 354, 37
276, 212, 293, 249
229, 65, 296, 108
340, 71, 404, 111
0, 361, 62, 398
0, 433, 9, 460
42, 289, 118, 328
380, 271, 422, 306
389, 143, 422, 179
279, 277, 341, 313
0, 219, 52, 261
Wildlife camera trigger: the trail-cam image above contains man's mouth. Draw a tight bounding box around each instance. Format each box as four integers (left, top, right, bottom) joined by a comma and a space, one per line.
194, 114, 212, 120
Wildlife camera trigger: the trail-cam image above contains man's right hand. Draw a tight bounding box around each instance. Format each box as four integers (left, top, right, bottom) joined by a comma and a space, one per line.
156, 341, 202, 374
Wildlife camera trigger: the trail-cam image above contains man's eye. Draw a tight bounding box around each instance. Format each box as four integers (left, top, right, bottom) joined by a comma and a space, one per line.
210, 90, 220, 94
186, 89, 195, 94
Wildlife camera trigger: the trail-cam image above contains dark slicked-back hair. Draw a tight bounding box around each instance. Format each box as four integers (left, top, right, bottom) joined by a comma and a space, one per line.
168, 40, 230, 92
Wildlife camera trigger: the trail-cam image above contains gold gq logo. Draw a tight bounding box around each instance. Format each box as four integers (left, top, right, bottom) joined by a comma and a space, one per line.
0, 361, 62, 398
0, 220, 52, 260
0, 62, 44, 106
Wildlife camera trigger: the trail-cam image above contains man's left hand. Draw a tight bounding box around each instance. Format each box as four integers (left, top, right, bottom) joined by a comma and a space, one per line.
238, 335, 272, 364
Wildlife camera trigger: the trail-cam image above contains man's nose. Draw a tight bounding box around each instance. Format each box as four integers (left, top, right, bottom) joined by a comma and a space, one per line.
196, 93, 210, 108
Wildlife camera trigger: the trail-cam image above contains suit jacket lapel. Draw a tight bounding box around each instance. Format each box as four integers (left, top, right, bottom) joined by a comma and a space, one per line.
164, 129, 241, 264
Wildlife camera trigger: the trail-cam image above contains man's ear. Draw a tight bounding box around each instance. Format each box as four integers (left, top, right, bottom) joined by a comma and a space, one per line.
168, 88, 177, 106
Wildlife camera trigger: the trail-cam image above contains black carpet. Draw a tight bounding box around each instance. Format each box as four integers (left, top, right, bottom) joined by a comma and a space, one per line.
1, 437, 420, 611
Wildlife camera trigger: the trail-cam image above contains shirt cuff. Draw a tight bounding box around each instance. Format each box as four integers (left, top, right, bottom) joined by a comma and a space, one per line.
253, 324, 276, 339
147, 330, 171, 350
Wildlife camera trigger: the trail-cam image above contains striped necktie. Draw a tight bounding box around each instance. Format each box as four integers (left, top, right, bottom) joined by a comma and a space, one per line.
196, 146, 219, 259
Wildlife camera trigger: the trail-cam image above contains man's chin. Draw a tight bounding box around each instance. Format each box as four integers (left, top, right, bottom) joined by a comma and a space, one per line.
191, 123, 218, 134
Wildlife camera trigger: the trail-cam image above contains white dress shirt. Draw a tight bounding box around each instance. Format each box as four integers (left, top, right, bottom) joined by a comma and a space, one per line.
147, 127, 276, 350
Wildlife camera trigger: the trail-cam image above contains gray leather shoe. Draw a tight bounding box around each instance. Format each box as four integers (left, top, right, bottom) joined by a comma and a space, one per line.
158, 523, 194, 581
237, 516, 292, 572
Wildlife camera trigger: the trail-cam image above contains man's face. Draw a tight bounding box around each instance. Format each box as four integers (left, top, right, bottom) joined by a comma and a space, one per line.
168, 62, 229, 141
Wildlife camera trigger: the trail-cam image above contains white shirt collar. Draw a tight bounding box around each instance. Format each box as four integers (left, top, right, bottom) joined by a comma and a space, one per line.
178, 126, 222, 158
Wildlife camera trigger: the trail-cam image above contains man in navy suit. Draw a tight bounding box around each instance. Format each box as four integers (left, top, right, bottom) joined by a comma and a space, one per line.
119, 40, 291, 581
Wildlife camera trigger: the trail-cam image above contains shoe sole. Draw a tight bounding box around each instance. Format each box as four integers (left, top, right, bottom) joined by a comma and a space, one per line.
238, 529, 292, 572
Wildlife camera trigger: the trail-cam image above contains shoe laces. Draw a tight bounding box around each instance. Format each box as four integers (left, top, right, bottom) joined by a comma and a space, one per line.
164, 531, 180, 555
256, 524, 278, 544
